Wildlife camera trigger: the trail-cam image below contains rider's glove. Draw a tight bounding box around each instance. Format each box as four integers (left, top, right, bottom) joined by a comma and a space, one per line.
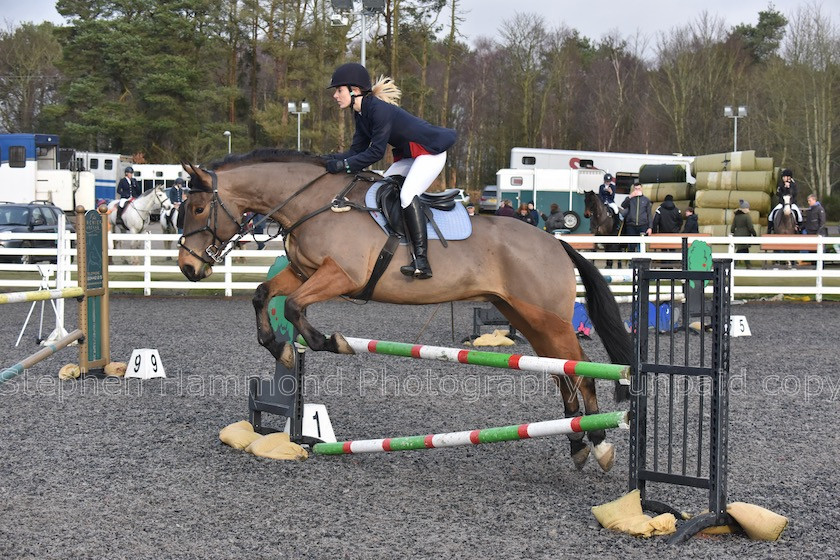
326, 159, 348, 174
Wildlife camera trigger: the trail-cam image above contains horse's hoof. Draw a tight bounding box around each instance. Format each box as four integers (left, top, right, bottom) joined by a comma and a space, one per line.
331, 333, 355, 355
572, 445, 590, 470
278, 344, 295, 369
593, 441, 615, 472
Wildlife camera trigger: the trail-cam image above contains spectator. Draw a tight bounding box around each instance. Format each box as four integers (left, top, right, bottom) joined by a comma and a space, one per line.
652, 194, 683, 233
516, 203, 536, 226
620, 182, 652, 250
730, 199, 757, 267
496, 199, 515, 217
466, 203, 476, 217
527, 201, 541, 227
802, 194, 826, 235
682, 207, 699, 234
541, 203, 565, 232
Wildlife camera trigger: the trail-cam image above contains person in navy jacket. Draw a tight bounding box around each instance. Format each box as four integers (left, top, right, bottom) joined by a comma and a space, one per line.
325, 62, 457, 280
116, 166, 141, 208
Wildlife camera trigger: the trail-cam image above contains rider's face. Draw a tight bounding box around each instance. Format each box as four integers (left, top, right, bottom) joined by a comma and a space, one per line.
333, 86, 352, 109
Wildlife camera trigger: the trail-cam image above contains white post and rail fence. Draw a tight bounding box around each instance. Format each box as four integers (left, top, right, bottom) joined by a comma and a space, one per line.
0, 231, 838, 301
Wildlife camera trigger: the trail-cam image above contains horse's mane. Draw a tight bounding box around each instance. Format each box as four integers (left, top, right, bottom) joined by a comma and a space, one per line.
208, 148, 327, 171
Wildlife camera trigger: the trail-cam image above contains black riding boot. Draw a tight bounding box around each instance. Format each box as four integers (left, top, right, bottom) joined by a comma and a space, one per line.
399, 197, 433, 279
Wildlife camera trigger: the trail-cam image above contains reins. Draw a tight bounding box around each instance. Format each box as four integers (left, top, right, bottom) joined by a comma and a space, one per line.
178, 166, 374, 264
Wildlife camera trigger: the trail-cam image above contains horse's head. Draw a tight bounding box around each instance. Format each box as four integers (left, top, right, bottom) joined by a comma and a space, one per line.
782, 194, 791, 215
583, 191, 597, 218
177, 163, 244, 282
153, 186, 173, 212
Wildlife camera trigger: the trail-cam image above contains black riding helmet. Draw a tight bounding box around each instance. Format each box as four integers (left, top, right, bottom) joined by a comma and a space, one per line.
328, 62, 372, 92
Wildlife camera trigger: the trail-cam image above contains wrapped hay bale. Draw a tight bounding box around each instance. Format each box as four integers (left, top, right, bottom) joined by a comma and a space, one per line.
641, 183, 693, 201
693, 150, 756, 173
755, 157, 774, 171
638, 164, 687, 184
694, 190, 771, 215
695, 171, 774, 194
695, 208, 759, 226
654, 199, 693, 214
699, 224, 730, 236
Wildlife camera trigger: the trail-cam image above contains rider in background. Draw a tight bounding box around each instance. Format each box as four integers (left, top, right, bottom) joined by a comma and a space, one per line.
598, 173, 619, 216
325, 62, 457, 280
116, 166, 141, 209
767, 168, 803, 232
168, 177, 186, 206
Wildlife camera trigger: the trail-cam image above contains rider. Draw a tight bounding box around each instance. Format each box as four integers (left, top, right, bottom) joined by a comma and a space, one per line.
325, 62, 457, 280
168, 177, 186, 206
767, 168, 803, 232
116, 166, 141, 209
598, 173, 620, 216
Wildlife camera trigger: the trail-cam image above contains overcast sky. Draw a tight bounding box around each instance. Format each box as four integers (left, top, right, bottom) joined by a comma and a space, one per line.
4, 0, 812, 47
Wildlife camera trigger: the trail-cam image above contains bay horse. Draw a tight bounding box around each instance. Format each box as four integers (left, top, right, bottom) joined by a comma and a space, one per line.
583, 191, 623, 268
773, 194, 798, 235
771, 194, 799, 267
177, 149, 633, 471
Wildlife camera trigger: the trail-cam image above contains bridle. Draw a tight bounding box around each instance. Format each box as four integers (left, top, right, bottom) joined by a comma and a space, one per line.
178, 167, 369, 265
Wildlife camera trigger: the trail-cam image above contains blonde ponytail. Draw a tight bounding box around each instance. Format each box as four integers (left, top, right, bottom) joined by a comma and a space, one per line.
371, 76, 401, 105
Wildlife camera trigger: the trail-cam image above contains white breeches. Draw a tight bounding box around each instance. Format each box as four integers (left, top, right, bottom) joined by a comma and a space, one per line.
769, 203, 802, 223
384, 151, 448, 208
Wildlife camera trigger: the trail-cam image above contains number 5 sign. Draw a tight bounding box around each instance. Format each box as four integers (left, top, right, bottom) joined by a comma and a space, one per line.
125, 349, 167, 379
730, 315, 751, 337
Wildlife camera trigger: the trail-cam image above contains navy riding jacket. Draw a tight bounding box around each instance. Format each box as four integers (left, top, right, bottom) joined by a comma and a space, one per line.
333, 95, 457, 173
117, 177, 141, 198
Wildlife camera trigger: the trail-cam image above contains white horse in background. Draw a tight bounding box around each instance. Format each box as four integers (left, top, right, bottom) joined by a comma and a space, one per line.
108, 186, 172, 263
159, 205, 180, 257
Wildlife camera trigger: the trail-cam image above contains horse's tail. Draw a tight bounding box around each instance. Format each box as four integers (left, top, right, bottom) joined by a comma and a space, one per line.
559, 239, 632, 401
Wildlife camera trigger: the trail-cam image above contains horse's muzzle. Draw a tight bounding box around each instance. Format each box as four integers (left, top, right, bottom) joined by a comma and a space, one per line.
181, 262, 212, 282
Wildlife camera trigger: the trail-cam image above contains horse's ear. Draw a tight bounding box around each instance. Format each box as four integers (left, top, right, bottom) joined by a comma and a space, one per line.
181, 161, 211, 192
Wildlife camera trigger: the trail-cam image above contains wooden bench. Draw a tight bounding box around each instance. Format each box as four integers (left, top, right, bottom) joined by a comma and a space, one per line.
553, 233, 596, 250
647, 233, 710, 250
759, 234, 819, 252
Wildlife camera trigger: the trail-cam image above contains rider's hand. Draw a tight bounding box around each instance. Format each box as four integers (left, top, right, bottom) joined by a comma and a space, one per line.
326, 159, 347, 174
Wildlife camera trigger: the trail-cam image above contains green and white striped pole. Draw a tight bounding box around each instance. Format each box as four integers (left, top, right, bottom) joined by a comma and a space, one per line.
298, 335, 630, 384
313, 411, 629, 455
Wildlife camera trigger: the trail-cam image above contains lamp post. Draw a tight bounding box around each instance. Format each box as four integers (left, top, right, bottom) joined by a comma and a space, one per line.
223, 130, 231, 154
287, 101, 310, 151
723, 106, 747, 152
330, 0, 385, 67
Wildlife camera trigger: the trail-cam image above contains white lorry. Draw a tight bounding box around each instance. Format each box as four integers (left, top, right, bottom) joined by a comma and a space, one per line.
496, 147, 695, 231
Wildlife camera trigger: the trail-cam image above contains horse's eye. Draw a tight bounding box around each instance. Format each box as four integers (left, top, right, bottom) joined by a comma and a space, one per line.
194, 207, 205, 214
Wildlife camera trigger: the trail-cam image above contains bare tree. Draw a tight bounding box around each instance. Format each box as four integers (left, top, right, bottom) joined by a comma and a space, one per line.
0, 23, 61, 133
782, 3, 838, 200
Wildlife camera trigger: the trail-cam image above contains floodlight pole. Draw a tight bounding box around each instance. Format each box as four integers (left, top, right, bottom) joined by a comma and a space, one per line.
361, 11, 367, 67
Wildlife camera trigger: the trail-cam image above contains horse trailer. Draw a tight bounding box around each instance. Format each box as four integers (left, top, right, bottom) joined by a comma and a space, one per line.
496, 147, 695, 232
0, 134, 96, 212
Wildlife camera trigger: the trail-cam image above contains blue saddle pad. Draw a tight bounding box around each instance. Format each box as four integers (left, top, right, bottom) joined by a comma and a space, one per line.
365, 182, 472, 241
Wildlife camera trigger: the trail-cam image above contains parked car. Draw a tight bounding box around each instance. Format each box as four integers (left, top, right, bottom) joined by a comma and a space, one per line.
478, 185, 498, 213
0, 201, 74, 264
454, 189, 470, 206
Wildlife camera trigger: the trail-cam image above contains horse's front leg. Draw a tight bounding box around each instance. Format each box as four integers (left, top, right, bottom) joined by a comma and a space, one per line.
284, 257, 360, 356
253, 266, 304, 362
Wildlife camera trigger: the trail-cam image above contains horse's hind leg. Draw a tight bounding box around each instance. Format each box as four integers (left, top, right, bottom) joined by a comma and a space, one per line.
495, 301, 615, 472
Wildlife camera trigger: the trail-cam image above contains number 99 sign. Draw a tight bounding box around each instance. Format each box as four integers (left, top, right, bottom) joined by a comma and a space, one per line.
125, 349, 167, 379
